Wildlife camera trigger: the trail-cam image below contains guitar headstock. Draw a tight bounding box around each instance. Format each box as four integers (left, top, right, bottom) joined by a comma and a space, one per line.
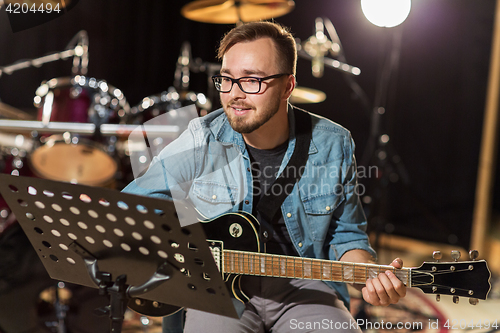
411, 250, 491, 305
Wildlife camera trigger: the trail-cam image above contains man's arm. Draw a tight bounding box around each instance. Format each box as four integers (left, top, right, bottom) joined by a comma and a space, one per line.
339, 249, 406, 306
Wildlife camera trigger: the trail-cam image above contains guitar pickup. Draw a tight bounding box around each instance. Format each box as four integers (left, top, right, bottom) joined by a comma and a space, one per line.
207, 240, 223, 275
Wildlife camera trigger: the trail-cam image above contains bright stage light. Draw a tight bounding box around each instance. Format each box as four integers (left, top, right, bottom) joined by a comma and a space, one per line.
361, 0, 412, 28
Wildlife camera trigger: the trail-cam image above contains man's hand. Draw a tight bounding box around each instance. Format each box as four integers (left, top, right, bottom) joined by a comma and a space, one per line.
361, 258, 407, 306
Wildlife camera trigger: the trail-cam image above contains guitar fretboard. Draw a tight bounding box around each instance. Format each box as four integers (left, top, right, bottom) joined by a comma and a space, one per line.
223, 250, 411, 286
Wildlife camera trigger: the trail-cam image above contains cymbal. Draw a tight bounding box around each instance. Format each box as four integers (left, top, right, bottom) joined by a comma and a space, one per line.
181, 0, 295, 24
0, 102, 34, 120
290, 86, 326, 104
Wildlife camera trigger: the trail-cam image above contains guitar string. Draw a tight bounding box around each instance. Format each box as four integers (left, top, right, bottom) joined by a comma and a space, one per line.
221, 253, 480, 288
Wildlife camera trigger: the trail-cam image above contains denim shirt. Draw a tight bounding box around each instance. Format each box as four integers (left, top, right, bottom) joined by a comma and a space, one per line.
122, 106, 376, 306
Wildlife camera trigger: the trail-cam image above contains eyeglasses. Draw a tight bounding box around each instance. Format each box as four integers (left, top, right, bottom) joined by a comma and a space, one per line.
211, 73, 290, 94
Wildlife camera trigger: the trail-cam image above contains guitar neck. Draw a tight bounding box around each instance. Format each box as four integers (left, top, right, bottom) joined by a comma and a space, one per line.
223, 249, 411, 287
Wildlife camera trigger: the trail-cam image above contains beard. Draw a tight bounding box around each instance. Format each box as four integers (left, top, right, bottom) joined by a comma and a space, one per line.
223, 96, 281, 134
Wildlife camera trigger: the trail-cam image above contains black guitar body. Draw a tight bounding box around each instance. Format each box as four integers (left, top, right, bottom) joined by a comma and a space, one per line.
202, 212, 261, 253
202, 212, 262, 304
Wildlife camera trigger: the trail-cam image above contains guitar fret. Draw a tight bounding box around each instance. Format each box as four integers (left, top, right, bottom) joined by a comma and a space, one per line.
367, 266, 378, 280
244, 252, 249, 274
266, 255, 273, 276
322, 261, 331, 279
275, 255, 280, 276
285, 257, 294, 278
304, 259, 312, 278
343, 264, 353, 283
249, 253, 254, 274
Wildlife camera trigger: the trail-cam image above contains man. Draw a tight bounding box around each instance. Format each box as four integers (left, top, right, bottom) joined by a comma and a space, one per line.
123, 21, 405, 332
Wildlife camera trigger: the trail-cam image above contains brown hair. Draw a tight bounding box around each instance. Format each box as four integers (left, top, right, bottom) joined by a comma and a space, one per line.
217, 21, 297, 76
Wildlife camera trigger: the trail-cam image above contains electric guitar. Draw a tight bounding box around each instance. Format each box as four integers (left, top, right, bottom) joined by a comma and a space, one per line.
129, 211, 491, 316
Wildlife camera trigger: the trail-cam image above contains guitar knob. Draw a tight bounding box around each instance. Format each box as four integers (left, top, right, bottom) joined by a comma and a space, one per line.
453, 296, 459, 304
469, 298, 479, 305
432, 251, 442, 261
469, 250, 479, 261
451, 250, 461, 262
436, 294, 440, 302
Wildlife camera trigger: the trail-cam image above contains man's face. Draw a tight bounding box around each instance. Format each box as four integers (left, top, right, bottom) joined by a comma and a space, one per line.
220, 37, 289, 134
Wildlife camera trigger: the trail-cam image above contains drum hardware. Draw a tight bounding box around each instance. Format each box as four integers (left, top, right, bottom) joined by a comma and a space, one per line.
296, 43, 361, 77
296, 17, 361, 77
0, 119, 181, 138
173, 41, 220, 111
0, 101, 33, 120
174, 42, 192, 91
66, 30, 89, 75
181, 0, 295, 25
0, 30, 86, 78
130, 88, 210, 123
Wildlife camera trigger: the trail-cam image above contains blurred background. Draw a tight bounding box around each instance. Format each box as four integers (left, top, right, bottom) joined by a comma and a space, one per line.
1, 0, 500, 332
1, 0, 497, 250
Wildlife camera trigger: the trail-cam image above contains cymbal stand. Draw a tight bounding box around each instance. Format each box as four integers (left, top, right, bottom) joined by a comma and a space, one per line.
173, 41, 221, 111
0, 30, 87, 79
234, 0, 244, 26
174, 41, 192, 91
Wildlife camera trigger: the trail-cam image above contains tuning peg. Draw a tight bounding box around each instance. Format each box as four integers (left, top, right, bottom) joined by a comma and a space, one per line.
436, 294, 441, 302
451, 250, 461, 262
453, 296, 459, 304
469, 250, 479, 260
432, 251, 442, 261
469, 298, 479, 305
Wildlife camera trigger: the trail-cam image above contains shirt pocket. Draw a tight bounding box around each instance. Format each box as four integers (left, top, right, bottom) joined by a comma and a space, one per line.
191, 179, 240, 219
301, 193, 345, 242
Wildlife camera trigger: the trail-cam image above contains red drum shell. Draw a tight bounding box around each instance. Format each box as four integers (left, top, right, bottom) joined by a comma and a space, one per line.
31, 76, 130, 187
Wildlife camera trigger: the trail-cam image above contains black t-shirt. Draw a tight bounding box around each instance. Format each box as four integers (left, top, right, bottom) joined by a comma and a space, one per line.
246, 142, 298, 256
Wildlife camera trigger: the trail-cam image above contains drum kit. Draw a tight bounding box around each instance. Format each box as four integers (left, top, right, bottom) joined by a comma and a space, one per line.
0, 1, 360, 332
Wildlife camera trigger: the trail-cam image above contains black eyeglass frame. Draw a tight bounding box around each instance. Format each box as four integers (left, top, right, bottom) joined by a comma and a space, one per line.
211, 73, 291, 94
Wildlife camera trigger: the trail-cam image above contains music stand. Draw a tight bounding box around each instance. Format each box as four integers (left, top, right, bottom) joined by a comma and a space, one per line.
0, 174, 237, 332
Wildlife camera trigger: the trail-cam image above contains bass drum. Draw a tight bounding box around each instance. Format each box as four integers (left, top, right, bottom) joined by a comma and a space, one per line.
30, 76, 130, 187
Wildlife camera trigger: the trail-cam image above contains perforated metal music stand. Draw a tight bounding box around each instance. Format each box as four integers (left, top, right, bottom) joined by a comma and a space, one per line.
0, 174, 237, 332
